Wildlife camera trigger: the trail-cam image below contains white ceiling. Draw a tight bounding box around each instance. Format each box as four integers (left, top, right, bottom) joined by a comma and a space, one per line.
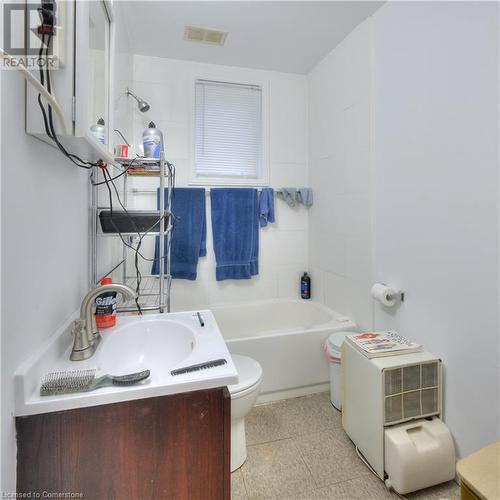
119, 1, 383, 74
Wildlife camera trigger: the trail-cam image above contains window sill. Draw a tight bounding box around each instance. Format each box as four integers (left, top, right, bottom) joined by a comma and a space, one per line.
188, 175, 269, 187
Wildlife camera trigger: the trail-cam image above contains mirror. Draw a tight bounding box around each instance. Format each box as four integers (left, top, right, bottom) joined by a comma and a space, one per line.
88, 1, 109, 145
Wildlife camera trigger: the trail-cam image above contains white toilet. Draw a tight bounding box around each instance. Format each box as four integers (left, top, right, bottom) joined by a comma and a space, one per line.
228, 354, 263, 471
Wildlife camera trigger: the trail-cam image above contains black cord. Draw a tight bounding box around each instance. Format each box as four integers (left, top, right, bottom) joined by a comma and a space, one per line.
41, 34, 100, 169
102, 166, 177, 314
91, 156, 140, 186
35, 29, 175, 313
99, 162, 176, 313
100, 167, 142, 314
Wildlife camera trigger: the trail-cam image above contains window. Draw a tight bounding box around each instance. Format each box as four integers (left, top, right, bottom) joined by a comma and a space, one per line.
193, 79, 265, 183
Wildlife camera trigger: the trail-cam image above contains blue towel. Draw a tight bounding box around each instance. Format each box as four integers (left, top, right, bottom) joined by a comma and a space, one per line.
259, 188, 275, 227
152, 188, 206, 280
210, 188, 259, 281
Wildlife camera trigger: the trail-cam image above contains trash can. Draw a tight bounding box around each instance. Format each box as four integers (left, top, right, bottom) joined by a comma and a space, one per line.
323, 331, 352, 410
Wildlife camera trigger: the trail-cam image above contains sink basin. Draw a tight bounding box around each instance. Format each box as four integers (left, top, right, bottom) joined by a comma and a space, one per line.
14, 310, 239, 416
97, 319, 195, 376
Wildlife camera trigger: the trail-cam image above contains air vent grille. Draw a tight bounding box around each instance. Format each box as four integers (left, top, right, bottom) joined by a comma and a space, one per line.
184, 26, 228, 46
383, 361, 440, 426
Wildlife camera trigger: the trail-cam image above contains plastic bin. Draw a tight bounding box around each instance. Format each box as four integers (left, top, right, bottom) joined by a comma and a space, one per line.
323, 331, 352, 410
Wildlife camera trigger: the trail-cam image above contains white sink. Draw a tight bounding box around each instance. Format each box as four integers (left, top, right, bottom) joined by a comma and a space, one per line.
98, 318, 195, 376
14, 310, 238, 416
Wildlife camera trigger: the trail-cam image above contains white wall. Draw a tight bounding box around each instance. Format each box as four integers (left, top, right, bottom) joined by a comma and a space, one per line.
308, 19, 373, 329
371, 1, 499, 458
307, 1, 499, 458
126, 56, 309, 310
1, 75, 90, 492
0, 6, 135, 490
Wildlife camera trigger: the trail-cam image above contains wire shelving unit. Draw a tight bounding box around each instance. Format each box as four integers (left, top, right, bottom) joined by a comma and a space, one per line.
90, 152, 173, 313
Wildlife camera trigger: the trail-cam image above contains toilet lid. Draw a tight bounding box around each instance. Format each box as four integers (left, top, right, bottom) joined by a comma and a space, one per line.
228, 355, 263, 394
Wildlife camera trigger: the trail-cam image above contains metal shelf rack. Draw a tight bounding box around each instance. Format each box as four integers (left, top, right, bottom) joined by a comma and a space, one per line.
90, 152, 173, 313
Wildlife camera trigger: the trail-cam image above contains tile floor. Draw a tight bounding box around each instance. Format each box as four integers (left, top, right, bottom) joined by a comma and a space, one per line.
231, 392, 460, 500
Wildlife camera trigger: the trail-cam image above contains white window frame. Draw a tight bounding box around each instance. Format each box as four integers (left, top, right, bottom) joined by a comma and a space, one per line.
189, 76, 270, 186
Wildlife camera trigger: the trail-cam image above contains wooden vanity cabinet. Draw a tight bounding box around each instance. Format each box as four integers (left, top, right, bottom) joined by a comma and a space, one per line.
16, 387, 231, 500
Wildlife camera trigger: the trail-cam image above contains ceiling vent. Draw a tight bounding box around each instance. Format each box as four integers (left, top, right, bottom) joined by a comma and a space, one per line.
184, 26, 228, 46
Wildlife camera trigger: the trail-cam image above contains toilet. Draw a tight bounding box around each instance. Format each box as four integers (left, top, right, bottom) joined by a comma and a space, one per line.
228, 354, 263, 471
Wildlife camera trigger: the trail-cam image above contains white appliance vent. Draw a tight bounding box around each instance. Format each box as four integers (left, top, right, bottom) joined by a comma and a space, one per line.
184, 26, 228, 46
384, 361, 440, 426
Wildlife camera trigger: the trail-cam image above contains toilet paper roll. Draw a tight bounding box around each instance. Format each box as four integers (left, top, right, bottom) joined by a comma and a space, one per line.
371, 283, 397, 307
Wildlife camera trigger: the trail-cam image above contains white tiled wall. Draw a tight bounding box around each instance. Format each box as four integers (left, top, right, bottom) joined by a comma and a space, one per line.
307, 19, 373, 329
125, 56, 309, 309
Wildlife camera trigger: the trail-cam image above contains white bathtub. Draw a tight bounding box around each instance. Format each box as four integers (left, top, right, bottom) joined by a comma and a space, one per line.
211, 299, 357, 403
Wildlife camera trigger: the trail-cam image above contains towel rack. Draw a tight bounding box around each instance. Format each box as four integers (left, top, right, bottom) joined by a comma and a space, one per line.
129, 187, 284, 195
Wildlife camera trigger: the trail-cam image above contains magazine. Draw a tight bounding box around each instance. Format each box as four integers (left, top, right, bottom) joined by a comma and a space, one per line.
346, 331, 422, 358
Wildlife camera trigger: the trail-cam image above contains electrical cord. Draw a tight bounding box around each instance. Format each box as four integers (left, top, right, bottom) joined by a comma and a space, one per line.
91, 156, 141, 186
44, 35, 100, 169
35, 33, 99, 169
101, 166, 142, 315
355, 446, 408, 500
105, 162, 176, 263
100, 162, 176, 313
34, 31, 175, 312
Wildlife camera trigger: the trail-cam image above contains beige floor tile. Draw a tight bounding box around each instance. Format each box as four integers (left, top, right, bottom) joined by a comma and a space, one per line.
280, 393, 343, 437
231, 469, 248, 500
312, 475, 399, 499
239, 395, 460, 500
241, 438, 316, 499
246, 402, 293, 445
406, 480, 460, 500
294, 428, 370, 488
247, 393, 342, 446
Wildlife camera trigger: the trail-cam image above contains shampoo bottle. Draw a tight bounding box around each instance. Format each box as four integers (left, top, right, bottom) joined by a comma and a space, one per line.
143, 121, 164, 159
301, 272, 311, 300
90, 118, 106, 144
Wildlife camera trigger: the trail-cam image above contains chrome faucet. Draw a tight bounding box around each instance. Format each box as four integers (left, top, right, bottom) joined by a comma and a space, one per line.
70, 283, 137, 361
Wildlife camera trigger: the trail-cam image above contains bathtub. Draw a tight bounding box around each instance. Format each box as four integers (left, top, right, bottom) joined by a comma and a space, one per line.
211, 299, 357, 403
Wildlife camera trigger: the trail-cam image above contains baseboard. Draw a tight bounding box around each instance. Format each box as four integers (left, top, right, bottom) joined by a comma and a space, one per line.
256, 383, 330, 405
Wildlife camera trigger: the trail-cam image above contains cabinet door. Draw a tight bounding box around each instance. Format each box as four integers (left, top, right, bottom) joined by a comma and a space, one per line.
17, 388, 231, 500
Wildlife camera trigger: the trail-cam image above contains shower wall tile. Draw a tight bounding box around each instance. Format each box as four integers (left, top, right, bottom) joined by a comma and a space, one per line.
130, 55, 309, 308
307, 18, 374, 330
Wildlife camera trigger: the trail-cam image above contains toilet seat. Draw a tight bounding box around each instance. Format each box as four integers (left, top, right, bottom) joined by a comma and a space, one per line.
229, 355, 263, 398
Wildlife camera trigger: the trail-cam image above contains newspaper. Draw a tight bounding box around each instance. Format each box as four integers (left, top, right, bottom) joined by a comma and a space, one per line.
346, 331, 422, 358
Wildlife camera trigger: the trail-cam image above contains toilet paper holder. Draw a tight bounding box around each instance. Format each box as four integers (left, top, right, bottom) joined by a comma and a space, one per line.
371, 283, 405, 306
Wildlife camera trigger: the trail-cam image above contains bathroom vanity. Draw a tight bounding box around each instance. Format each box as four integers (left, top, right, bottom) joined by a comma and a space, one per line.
14, 311, 238, 499
16, 388, 231, 499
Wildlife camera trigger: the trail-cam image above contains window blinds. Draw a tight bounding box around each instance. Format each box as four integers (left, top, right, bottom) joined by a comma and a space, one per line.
194, 79, 263, 179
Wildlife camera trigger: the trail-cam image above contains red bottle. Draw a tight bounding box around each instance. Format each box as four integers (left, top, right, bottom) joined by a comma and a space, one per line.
95, 277, 117, 328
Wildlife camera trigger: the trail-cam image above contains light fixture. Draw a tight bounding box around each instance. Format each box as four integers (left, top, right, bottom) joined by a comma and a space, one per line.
125, 88, 150, 112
